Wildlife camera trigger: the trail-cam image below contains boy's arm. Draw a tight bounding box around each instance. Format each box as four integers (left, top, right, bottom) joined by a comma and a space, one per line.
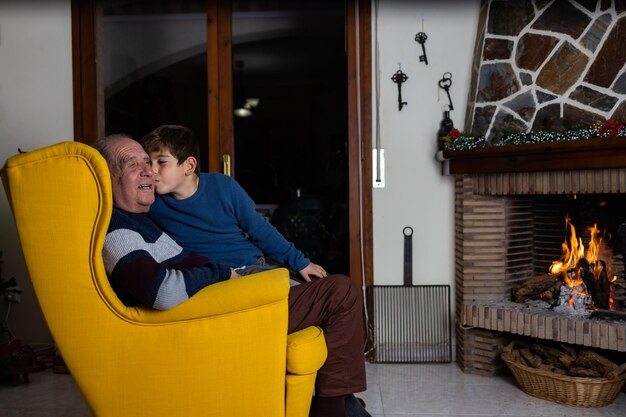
227, 178, 310, 271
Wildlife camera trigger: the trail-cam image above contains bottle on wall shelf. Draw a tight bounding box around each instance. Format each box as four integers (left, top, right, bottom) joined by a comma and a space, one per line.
437, 109, 455, 151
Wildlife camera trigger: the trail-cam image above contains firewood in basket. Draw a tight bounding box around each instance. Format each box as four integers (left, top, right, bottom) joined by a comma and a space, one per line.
607, 363, 626, 380
511, 274, 562, 302
559, 343, 578, 360
568, 366, 603, 378
508, 349, 522, 364
501, 339, 528, 354
531, 343, 575, 368
519, 348, 542, 368
538, 363, 568, 375
574, 349, 618, 377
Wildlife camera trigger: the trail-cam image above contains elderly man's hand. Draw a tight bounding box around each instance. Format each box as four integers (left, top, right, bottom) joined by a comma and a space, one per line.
299, 262, 328, 282
230, 268, 241, 279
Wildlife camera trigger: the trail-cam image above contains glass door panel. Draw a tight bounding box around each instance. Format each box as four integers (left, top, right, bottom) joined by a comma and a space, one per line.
231, 0, 349, 274
102, 0, 210, 168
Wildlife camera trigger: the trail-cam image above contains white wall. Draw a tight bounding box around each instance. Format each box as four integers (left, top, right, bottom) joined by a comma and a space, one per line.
0, 0, 73, 344
371, 0, 480, 301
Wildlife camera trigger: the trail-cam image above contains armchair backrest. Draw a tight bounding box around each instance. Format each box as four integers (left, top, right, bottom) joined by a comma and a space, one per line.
2, 141, 127, 324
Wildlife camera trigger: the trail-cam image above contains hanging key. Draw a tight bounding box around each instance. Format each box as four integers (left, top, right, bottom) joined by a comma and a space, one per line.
438, 72, 454, 111
415, 32, 428, 65
391, 67, 408, 111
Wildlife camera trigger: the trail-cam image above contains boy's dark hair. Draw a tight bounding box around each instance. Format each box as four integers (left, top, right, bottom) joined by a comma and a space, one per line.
140, 125, 201, 173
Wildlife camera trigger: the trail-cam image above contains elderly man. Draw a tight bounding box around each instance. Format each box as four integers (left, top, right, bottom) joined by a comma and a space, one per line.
93, 134, 368, 417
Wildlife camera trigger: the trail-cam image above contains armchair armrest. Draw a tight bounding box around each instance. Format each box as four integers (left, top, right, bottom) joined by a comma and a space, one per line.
119, 268, 291, 324
287, 326, 327, 375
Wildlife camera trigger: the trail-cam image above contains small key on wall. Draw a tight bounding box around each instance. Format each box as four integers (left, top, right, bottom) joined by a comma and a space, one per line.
415, 32, 428, 65
391, 66, 408, 111
438, 72, 454, 111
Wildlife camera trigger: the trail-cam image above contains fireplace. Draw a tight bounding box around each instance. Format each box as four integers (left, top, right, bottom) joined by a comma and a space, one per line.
442, 138, 626, 376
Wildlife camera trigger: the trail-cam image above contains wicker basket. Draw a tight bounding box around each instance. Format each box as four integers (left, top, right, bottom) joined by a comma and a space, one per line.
502, 353, 626, 407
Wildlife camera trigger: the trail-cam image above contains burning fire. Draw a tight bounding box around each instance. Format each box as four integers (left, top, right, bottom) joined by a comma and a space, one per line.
549, 216, 600, 283
549, 216, 616, 310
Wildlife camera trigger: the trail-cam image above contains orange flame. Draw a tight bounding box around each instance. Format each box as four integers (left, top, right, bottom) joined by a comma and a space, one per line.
549, 216, 606, 286
549, 216, 619, 310
550, 216, 584, 286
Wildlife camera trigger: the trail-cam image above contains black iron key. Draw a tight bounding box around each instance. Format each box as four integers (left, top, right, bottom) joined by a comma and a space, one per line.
415, 32, 428, 65
391, 69, 408, 111
438, 73, 454, 111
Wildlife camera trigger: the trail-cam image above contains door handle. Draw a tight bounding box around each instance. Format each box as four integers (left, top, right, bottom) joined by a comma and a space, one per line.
222, 154, 231, 176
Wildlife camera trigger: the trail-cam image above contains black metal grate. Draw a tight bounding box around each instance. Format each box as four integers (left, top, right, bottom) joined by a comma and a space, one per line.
369, 285, 452, 363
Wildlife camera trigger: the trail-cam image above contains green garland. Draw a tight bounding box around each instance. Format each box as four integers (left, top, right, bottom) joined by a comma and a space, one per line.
441, 124, 626, 152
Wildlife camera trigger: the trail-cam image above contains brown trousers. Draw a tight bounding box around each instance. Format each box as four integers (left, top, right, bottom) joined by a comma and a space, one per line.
287, 274, 367, 397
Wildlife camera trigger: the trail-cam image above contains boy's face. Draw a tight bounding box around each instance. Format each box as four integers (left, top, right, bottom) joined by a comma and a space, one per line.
149, 148, 189, 196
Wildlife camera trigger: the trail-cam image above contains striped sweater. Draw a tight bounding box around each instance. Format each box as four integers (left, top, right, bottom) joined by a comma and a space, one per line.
103, 207, 232, 309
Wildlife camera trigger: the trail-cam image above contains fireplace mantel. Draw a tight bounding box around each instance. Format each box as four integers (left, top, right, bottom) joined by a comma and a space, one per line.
441, 137, 626, 175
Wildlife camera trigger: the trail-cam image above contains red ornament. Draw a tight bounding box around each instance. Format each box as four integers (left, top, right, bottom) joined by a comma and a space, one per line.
450, 128, 461, 140
598, 119, 624, 137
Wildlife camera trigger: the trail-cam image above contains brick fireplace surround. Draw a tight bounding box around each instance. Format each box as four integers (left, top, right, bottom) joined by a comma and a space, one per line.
442, 137, 626, 376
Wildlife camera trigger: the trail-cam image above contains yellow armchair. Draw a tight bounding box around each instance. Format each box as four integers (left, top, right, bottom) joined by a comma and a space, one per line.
1, 142, 327, 417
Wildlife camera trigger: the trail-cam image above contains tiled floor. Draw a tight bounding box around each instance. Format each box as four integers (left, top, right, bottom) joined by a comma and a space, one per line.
1, 362, 625, 416
360, 363, 626, 417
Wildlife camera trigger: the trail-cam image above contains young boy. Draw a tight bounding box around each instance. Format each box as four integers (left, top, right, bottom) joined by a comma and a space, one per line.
139, 124, 328, 282
140, 125, 371, 417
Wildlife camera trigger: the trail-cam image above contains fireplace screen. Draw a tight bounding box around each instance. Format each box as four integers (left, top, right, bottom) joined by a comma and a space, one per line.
369, 284, 452, 363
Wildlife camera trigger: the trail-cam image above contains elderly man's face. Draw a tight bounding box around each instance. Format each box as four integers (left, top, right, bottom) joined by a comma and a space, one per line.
109, 137, 155, 212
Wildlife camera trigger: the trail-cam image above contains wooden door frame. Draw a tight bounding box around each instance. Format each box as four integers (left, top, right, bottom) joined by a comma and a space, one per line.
346, 0, 373, 291
207, 0, 233, 175
70, 0, 373, 290
71, 0, 104, 144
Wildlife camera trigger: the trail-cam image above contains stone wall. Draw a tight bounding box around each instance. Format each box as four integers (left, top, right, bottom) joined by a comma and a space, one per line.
465, 0, 626, 142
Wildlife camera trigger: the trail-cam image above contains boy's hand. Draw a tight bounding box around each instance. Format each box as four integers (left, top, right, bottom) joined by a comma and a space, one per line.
229, 268, 241, 279
299, 262, 328, 282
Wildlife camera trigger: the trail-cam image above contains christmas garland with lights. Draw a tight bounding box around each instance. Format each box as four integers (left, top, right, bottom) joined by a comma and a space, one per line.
440, 119, 626, 151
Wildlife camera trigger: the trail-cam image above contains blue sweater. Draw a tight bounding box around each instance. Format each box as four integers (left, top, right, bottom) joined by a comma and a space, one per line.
149, 173, 309, 272
103, 207, 232, 309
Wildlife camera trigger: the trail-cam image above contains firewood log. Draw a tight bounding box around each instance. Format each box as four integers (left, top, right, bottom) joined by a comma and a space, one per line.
511, 274, 562, 302
531, 343, 575, 368
568, 367, 602, 378
538, 363, 568, 375
519, 348, 542, 368
560, 343, 578, 360
508, 349, 522, 364
581, 259, 611, 309
574, 350, 618, 377
607, 363, 626, 380
501, 340, 528, 355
